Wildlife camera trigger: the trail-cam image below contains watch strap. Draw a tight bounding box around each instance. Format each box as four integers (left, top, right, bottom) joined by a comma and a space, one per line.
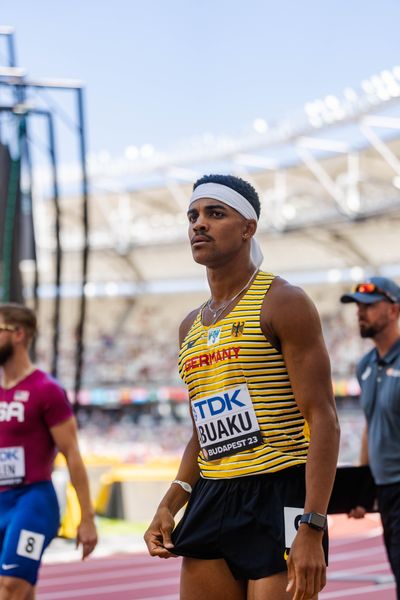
299, 512, 327, 531
171, 479, 192, 494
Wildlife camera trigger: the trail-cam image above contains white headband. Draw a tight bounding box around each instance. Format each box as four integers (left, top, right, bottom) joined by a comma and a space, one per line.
189, 182, 264, 267
189, 183, 257, 220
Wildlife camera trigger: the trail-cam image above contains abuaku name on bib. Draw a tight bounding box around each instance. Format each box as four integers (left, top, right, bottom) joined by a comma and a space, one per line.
191, 384, 262, 460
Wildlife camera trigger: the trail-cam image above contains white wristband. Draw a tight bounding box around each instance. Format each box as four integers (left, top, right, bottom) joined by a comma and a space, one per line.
172, 479, 192, 494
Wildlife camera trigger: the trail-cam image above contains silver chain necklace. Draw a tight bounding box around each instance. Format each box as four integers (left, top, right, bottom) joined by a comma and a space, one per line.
204, 268, 259, 325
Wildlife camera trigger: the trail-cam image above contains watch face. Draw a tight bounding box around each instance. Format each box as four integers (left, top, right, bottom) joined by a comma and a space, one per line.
310, 513, 327, 529
300, 512, 327, 530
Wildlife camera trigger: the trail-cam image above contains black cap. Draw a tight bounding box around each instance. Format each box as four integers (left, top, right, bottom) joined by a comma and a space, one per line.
340, 276, 400, 304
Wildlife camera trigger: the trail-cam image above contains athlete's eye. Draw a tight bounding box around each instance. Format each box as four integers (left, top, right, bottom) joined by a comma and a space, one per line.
187, 212, 197, 223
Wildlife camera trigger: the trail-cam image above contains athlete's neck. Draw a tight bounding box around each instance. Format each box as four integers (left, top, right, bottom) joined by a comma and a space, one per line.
1, 357, 35, 389
374, 328, 400, 358
206, 262, 258, 305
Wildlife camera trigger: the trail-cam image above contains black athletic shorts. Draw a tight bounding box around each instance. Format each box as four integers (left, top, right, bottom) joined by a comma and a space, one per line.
171, 465, 328, 580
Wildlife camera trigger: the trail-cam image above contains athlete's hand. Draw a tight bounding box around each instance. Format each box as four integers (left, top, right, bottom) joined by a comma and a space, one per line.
144, 507, 177, 558
286, 526, 326, 600
348, 505, 366, 519
77, 516, 98, 560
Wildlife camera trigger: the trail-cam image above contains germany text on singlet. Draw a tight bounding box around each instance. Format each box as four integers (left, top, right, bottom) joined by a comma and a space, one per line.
178, 271, 310, 479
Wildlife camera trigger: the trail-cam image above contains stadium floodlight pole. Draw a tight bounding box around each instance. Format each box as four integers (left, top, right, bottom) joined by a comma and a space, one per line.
45, 110, 62, 379
24, 81, 89, 406
0, 76, 90, 404
74, 86, 89, 409
0, 103, 62, 375
5, 31, 40, 330
0, 29, 43, 346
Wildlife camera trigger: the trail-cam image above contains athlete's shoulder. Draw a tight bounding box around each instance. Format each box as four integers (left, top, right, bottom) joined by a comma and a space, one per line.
262, 276, 321, 340
32, 368, 64, 390
265, 276, 313, 310
31, 369, 69, 405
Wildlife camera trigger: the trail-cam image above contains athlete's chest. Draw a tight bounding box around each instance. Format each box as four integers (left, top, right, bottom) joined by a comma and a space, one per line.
0, 387, 41, 431
181, 319, 253, 375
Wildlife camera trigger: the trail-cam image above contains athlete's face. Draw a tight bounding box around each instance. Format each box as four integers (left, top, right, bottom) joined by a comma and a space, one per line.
187, 198, 254, 266
356, 301, 393, 338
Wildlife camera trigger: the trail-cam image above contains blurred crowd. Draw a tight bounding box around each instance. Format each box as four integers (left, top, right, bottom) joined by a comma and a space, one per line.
36, 301, 180, 390
322, 311, 369, 378
76, 408, 192, 464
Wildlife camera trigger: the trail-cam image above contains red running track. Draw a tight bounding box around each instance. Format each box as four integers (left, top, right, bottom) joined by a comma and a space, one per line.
37, 515, 396, 600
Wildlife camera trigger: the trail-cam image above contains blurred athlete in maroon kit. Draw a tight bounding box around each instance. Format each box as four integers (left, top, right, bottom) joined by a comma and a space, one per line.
0, 303, 97, 600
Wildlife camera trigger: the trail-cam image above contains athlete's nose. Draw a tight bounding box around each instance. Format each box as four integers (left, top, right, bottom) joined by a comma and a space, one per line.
193, 213, 209, 231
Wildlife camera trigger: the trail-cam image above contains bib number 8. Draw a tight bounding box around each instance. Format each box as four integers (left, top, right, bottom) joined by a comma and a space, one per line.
25, 537, 35, 553
17, 529, 45, 561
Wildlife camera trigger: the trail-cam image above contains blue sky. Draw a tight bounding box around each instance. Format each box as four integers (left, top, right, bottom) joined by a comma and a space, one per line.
1, 0, 400, 160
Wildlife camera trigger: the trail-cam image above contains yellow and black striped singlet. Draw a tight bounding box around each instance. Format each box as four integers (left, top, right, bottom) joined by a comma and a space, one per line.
178, 271, 309, 479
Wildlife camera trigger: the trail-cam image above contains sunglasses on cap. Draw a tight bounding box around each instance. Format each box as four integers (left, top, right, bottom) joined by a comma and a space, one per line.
354, 282, 397, 303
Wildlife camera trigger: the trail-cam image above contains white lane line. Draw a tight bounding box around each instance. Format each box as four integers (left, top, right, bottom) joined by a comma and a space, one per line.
41, 555, 179, 574
43, 544, 147, 564
37, 576, 179, 599
329, 545, 386, 562
328, 561, 391, 578
320, 582, 395, 598
39, 564, 180, 587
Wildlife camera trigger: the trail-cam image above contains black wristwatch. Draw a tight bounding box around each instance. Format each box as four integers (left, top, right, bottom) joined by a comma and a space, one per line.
299, 512, 327, 531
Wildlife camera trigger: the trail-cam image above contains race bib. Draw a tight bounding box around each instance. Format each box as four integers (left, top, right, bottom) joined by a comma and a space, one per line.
17, 529, 45, 560
191, 384, 262, 461
284, 506, 303, 548
0, 447, 25, 485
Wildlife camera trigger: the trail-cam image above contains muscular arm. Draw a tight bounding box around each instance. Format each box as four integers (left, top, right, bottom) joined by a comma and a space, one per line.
263, 279, 340, 598
143, 425, 200, 557
51, 417, 98, 559
144, 309, 201, 558
159, 424, 201, 514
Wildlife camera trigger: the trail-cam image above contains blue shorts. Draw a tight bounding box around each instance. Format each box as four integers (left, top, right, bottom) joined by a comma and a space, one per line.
0, 481, 60, 585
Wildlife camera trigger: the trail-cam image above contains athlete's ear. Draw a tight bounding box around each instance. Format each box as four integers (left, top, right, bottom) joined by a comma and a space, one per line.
389, 303, 400, 321
13, 326, 29, 347
242, 219, 257, 240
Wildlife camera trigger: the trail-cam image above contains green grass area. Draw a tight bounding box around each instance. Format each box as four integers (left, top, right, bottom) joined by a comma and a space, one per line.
96, 516, 148, 537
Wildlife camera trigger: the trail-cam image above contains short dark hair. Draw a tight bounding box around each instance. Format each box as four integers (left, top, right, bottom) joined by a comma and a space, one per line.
193, 174, 261, 219
0, 303, 37, 342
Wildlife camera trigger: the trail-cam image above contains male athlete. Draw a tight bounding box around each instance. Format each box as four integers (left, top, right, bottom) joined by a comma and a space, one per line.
0, 303, 97, 599
144, 174, 340, 599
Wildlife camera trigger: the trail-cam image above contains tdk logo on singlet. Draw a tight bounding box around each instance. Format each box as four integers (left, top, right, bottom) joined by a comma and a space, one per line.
193, 389, 245, 418
0, 402, 25, 422
0, 449, 20, 461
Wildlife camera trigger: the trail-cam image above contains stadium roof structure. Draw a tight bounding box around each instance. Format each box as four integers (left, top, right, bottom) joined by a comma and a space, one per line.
29, 65, 400, 299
